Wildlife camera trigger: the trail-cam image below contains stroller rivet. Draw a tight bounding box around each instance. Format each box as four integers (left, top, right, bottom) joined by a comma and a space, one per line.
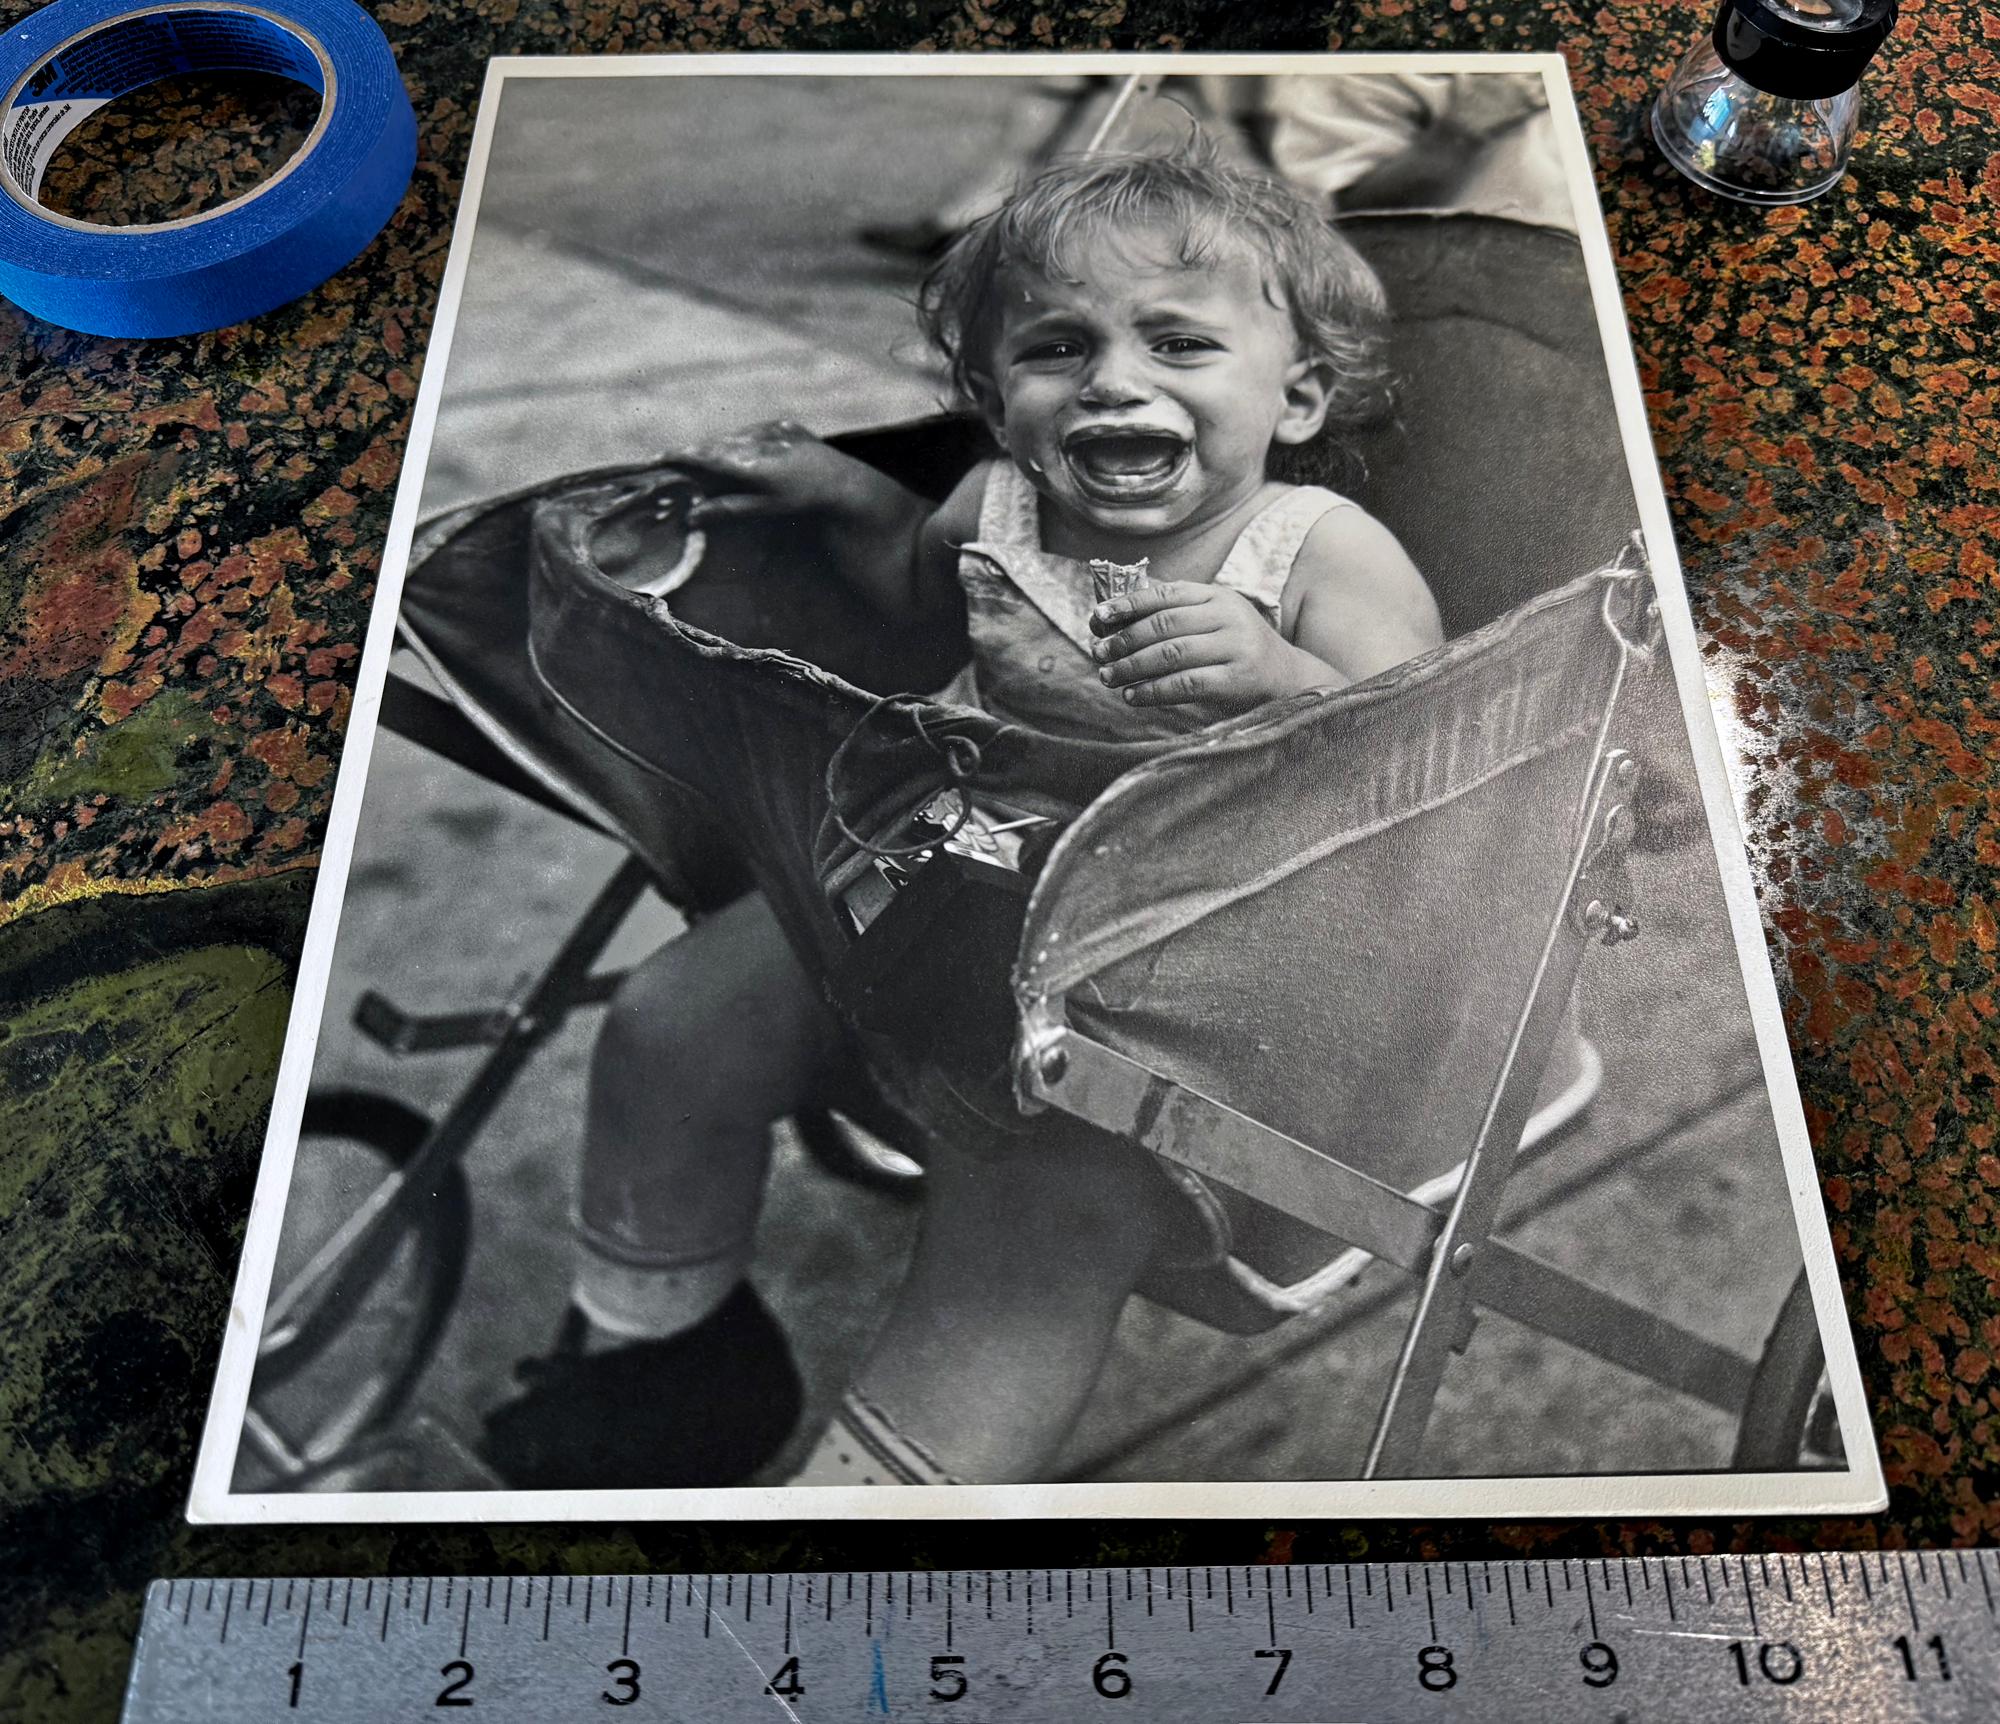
1449, 1243, 1476, 1277
1614, 754, 1638, 784
1038, 1045, 1069, 1086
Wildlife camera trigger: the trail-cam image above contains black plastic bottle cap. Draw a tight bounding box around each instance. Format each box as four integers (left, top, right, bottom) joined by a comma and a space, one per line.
1712, 0, 1899, 100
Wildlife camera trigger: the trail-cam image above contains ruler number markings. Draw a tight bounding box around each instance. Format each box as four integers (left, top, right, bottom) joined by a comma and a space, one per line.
130, 1554, 2000, 1720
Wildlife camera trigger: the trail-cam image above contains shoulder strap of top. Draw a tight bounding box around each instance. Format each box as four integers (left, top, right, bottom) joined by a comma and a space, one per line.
976, 457, 1042, 544
1214, 485, 1355, 619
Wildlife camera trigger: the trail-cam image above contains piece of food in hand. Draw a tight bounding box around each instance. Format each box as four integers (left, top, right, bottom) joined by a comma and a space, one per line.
1088, 556, 1152, 605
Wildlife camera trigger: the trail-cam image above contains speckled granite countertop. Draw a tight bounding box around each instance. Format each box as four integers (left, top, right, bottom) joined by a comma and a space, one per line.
3, 1, 1996, 1717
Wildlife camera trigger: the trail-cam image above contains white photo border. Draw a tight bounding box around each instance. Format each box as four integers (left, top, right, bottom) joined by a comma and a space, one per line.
190, 51, 1886, 1524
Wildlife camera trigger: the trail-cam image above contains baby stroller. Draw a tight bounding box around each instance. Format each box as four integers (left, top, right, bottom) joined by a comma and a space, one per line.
239, 174, 1841, 1488
240, 403, 1837, 1492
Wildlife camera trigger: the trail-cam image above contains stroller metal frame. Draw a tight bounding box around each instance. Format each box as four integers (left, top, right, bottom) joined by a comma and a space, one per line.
240, 467, 1835, 1492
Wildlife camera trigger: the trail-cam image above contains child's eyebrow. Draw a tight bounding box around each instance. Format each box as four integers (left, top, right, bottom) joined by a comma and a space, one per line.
1132, 303, 1232, 331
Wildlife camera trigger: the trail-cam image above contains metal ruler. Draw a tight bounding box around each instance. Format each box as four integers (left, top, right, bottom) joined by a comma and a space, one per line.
124, 1554, 1999, 1720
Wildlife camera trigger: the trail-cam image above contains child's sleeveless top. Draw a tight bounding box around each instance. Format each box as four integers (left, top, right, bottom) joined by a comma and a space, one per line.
942, 459, 1357, 740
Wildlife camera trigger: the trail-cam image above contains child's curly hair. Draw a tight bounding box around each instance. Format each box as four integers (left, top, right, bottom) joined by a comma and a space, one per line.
916, 131, 1393, 485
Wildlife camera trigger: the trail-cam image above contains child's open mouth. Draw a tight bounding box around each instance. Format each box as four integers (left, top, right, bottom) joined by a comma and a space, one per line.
1061, 428, 1190, 503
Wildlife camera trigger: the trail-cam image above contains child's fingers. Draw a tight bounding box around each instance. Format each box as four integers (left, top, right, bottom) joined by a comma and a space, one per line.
1117, 666, 1227, 708
1091, 594, 1224, 662
1088, 581, 1211, 636
1097, 633, 1231, 689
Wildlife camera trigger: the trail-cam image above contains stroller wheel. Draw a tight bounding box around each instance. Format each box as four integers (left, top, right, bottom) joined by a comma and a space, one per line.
240, 1089, 471, 1488
793, 1107, 924, 1199
1731, 1265, 1842, 1470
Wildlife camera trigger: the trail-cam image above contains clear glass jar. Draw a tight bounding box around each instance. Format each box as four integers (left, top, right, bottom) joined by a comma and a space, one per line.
1651, 38, 1862, 206
1650, 0, 1894, 206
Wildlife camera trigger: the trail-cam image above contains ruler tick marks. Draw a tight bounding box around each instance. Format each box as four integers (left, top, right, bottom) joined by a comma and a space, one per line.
1820, 1555, 1836, 1617
1699, 1560, 1713, 1606
1899, 1552, 1921, 1632
1464, 1563, 1475, 1610
1068, 1571, 1075, 1619
1503, 1566, 1517, 1628
1143, 1570, 1152, 1617
946, 1584, 953, 1650
457, 1592, 472, 1660
866, 1574, 874, 1638
584, 1580, 593, 1626
1304, 1565, 1314, 1615
218, 1583, 233, 1645
1265, 1570, 1277, 1644
626, 1581, 637, 1657
1743, 1564, 1759, 1639
263, 1583, 274, 1630
544, 1580, 555, 1642
1106, 1587, 1115, 1649
1225, 1568, 1234, 1615
503, 1577, 512, 1626
988, 1572, 995, 1620
286, 1581, 296, 1615
298, 1586, 314, 1660
379, 1584, 392, 1642
1543, 1566, 1554, 1611
343, 1579, 354, 1628
1663, 1565, 1676, 1623
445, 1579, 454, 1612
1917, 1551, 1930, 1583
1778, 1557, 1792, 1603
1620, 1561, 1632, 1609
1939, 1558, 1953, 1601
422, 1578, 433, 1628
1423, 1568, 1438, 1642
1980, 1554, 1995, 1615
1562, 1562, 1573, 1593
1859, 1562, 1873, 1602
1346, 1568, 1356, 1631
1583, 1565, 1598, 1641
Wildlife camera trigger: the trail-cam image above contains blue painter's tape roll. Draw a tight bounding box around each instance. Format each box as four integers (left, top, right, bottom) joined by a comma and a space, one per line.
0, 0, 415, 336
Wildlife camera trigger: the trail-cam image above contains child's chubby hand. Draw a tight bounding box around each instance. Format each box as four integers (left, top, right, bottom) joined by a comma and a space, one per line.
1090, 583, 1335, 717
674, 420, 882, 528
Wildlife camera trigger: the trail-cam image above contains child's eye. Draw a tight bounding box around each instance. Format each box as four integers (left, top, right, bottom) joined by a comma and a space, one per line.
1016, 339, 1083, 365
1156, 335, 1220, 358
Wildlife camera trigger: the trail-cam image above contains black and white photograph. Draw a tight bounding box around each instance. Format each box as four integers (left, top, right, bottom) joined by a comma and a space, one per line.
192, 54, 1883, 1522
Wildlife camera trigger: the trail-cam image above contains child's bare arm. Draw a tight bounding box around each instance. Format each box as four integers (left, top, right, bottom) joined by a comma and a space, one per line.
678, 421, 968, 622
1284, 506, 1442, 688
